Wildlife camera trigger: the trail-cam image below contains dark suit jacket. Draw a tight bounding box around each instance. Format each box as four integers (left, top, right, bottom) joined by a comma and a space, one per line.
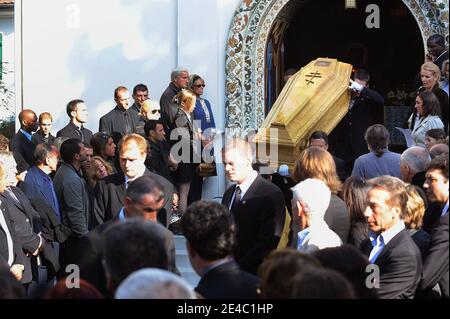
160, 82, 181, 136
333, 155, 349, 182
196, 260, 260, 299
222, 175, 285, 275
0, 187, 42, 283
148, 139, 173, 183
31, 131, 56, 145
9, 130, 36, 167
423, 202, 448, 235
361, 228, 422, 299
330, 87, 384, 165
0, 201, 25, 269
75, 217, 179, 297
417, 214, 449, 299
56, 122, 93, 146
19, 166, 61, 220
93, 169, 175, 228
99, 107, 140, 144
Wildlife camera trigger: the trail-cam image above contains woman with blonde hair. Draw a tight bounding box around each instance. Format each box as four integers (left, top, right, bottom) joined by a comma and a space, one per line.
135, 99, 162, 137
171, 89, 198, 216
410, 62, 448, 132
86, 156, 113, 188
404, 184, 430, 256
291, 147, 350, 246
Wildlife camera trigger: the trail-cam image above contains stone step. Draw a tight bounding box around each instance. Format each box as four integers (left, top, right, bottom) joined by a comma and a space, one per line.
173, 235, 200, 288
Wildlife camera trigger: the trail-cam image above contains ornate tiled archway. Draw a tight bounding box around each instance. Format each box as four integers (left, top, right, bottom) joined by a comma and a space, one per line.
225, 0, 449, 133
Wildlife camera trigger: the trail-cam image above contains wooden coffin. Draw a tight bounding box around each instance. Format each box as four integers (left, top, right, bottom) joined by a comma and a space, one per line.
254, 58, 353, 170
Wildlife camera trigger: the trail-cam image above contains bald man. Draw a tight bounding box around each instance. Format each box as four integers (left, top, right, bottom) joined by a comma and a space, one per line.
221, 138, 285, 275
9, 109, 39, 169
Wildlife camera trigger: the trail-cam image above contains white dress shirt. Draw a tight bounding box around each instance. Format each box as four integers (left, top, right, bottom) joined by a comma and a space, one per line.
228, 170, 258, 210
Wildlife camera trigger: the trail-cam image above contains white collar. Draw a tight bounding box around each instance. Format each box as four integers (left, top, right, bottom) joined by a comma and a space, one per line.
124, 167, 146, 186
235, 170, 258, 198
371, 219, 405, 246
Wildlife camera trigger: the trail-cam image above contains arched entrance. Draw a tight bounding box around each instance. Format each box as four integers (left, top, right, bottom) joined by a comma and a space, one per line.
225, 0, 449, 133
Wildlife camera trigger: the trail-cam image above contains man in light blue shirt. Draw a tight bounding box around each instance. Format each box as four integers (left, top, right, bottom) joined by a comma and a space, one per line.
361, 175, 422, 299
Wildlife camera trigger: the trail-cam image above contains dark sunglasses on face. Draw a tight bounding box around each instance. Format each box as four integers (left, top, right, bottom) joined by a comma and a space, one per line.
195, 84, 206, 88
150, 109, 161, 114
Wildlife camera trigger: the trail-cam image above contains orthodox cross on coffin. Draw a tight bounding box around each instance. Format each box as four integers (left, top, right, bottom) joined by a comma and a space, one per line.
305, 71, 322, 85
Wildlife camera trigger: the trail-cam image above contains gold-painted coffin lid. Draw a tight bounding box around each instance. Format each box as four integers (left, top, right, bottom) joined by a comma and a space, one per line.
255, 58, 352, 169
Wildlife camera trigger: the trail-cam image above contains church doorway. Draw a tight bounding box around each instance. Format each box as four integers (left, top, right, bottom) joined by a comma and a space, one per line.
225, 0, 446, 133
266, 0, 424, 116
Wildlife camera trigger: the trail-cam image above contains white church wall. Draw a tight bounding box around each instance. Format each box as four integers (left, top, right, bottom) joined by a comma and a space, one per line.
0, 8, 15, 120
17, 0, 242, 199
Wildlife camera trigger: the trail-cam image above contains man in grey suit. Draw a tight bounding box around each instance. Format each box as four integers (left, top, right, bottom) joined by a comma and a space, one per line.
53, 138, 89, 276
160, 68, 189, 137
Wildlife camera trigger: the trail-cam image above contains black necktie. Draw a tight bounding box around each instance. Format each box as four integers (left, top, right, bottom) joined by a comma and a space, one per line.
231, 186, 241, 210
78, 126, 85, 143
124, 112, 131, 135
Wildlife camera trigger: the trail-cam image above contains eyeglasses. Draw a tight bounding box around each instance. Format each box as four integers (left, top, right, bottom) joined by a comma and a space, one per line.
195, 84, 206, 88
150, 109, 161, 114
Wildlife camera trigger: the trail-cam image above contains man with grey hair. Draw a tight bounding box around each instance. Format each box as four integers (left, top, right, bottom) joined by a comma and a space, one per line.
400, 146, 431, 188
115, 268, 196, 299
160, 67, 190, 137
291, 178, 342, 253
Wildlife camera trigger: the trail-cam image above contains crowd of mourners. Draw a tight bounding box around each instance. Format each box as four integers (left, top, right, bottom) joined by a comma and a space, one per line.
0, 33, 448, 300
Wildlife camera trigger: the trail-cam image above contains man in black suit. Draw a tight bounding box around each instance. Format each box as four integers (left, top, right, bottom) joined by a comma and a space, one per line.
308, 130, 348, 182
144, 119, 173, 183
93, 134, 176, 228
0, 151, 44, 286
32, 112, 56, 146
130, 83, 149, 113
57, 99, 93, 146
426, 34, 449, 71
361, 175, 422, 299
9, 109, 39, 168
416, 214, 449, 299
76, 175, 178, 297
222, 138, 285, 275
160, 68, 189, 136
0, 197, 25, 282
329, 69, 384, 172
422, 154, 449, 234
99, 86, 140, 144
181, 200, 260, 299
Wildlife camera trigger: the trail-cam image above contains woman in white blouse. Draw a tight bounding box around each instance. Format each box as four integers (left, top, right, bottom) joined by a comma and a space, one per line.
408, 91, 444, 147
